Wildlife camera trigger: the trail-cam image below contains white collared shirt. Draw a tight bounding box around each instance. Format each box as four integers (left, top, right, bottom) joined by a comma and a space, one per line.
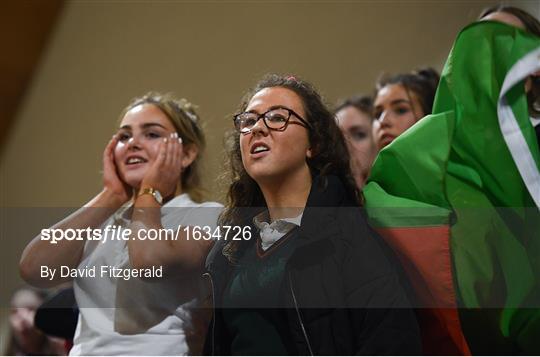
253, 211, 303, 251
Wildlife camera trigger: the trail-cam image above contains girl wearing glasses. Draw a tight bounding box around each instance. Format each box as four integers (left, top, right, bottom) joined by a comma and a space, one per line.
204, 74, 421, 355
20, 93, 221, 355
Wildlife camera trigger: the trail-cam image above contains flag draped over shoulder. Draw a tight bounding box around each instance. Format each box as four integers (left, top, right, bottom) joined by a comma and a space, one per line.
364, 21, 540, 354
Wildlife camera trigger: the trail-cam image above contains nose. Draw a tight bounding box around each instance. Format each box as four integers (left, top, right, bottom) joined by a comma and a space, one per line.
127, 136, 141, 150
249, 117, 268, 136
378, 110, 392, 128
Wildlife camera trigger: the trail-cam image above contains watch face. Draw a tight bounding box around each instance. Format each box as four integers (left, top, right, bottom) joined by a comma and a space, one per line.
154, 190, 163, 204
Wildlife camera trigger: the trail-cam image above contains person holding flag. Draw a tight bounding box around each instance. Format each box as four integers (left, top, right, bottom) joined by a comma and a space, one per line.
363, 7, 540, 355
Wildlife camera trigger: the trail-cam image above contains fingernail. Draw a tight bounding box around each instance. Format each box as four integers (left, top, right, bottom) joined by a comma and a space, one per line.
173, 132, 178, 138
178, 137, 183, 144
164, 138, 168, 143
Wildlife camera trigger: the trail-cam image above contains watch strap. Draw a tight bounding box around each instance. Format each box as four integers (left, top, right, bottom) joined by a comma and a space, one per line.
137, 187, 163, 205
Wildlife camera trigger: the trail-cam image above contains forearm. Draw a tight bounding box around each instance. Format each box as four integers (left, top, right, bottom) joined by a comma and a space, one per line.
20, 189, 125, 287
127, 195, 210, 278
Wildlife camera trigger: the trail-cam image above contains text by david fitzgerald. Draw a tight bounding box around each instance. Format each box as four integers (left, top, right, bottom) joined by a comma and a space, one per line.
41, 265, 163, 281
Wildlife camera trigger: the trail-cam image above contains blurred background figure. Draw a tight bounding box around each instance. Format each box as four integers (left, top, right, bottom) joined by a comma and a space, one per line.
5, 287, 66, 355
335, 95, 377, 188
373, 68, 440, 150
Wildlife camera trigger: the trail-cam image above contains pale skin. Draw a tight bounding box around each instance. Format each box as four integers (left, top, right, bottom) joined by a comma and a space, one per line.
20, 104, 210, 288
481, 11, 526, 30
240, 87, 312, 221
336, 106, 377, 188
10, 290, 46, 354
373, 84, 425, 150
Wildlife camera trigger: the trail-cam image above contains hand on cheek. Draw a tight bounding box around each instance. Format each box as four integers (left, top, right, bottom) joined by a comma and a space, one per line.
140, 133, 184, 199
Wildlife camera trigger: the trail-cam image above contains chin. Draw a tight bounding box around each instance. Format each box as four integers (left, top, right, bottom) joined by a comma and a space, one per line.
246, 167, 273, 183
120, 172, 143, 190
247, 166, 288, 185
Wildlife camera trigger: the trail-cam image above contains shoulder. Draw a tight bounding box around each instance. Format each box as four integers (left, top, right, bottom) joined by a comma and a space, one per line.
192, 201, 224, 208
165, 194, 223, 208
161, 195, 223, 229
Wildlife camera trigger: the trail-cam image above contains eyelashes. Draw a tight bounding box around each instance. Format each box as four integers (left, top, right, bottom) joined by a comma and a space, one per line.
116, 131, 163, 142
117, 133, 130, 142
350, 131, 368, 141
373, 106, 411, 120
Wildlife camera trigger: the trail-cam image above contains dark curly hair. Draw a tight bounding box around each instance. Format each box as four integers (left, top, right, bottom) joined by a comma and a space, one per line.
220, 74, 360, 261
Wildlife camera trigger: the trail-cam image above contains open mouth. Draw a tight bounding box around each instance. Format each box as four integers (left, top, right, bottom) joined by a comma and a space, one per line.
125, 156, 148, 165
250, 143, 270, 155
379, 134, 395, 146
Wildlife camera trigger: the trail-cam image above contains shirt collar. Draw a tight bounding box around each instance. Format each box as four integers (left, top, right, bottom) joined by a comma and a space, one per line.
253, 210, 303, 232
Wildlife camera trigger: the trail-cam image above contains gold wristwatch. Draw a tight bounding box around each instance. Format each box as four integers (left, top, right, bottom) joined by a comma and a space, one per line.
137, 187, 163, 205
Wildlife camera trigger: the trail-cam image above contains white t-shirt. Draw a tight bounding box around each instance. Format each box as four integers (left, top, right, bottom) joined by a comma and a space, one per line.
70, 194, 222, 356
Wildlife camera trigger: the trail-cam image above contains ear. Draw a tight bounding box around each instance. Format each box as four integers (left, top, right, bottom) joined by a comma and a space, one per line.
306, 147, 313, 159
181, 144, 199, 170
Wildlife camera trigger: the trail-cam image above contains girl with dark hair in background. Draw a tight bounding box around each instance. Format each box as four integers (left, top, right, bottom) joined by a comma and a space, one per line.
334, 95, 377, 188
19, 93, 222, 355
373, 68, 440, 150
204, 74, 421, 355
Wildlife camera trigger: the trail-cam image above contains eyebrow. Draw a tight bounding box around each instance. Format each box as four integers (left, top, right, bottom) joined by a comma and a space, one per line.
389, 99, 412, 106
376, 98, 411, 107
119, 123, 167, 130
347, 124, 370, 131
245, 105, 293, 114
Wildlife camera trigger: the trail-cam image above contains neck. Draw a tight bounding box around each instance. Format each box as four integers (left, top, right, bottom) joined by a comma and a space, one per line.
258, 167, 312, 222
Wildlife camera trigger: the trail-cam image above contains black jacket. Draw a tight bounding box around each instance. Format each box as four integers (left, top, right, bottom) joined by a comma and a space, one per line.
204, 175, 422, 355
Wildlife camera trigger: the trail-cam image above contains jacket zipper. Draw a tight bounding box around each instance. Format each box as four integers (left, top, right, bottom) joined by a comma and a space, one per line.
288, 271, 314, 356
202, 272, 216, 356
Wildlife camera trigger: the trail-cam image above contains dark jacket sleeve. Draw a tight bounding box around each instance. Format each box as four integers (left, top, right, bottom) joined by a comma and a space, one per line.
340, 209, 422, 355
34, 287, 79, 340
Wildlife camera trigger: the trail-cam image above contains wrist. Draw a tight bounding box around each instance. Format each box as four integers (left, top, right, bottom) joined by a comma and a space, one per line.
140, 180, 178, 200
136, 187, 164, 205
97, 188, 130, 208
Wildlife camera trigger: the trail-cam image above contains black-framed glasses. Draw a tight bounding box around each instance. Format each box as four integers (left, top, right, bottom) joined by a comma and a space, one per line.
233, 106, 311, 134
